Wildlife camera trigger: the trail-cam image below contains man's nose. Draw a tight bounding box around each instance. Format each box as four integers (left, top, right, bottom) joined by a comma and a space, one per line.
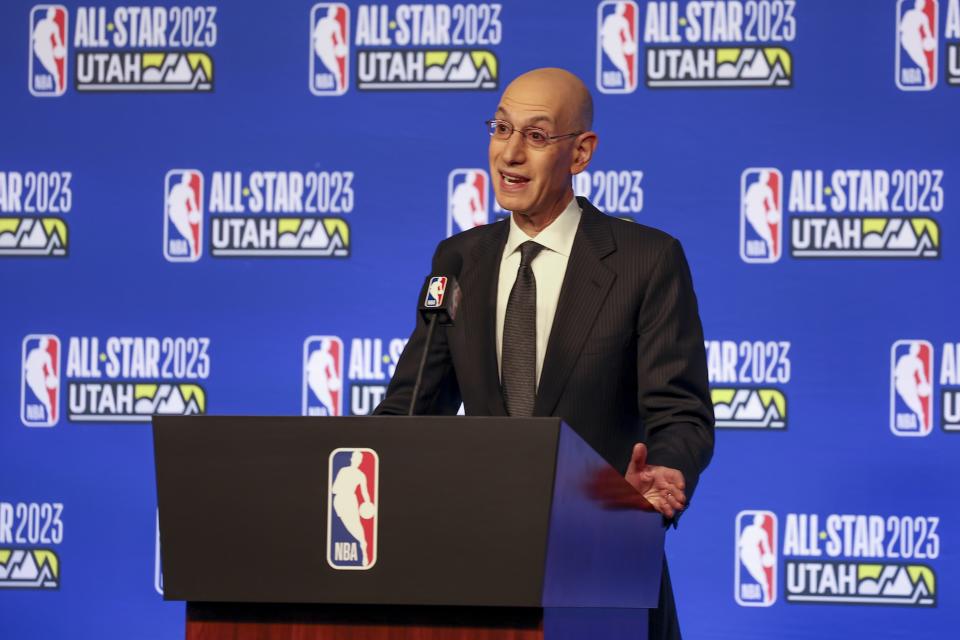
499, 129, 526, 165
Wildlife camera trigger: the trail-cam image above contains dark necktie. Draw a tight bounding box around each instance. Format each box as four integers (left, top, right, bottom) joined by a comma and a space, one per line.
501, 240, 544, 417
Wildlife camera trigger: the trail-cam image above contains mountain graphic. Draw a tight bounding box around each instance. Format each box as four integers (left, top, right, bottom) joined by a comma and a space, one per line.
714, 389, 785, 428
859, 565, 935, 605
0, 549, 58, 588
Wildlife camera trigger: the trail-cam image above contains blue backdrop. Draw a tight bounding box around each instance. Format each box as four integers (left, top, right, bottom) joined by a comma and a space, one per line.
1, 0, 957, 637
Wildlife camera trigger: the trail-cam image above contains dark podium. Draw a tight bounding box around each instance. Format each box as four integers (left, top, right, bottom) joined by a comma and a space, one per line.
153, 416, 666, 639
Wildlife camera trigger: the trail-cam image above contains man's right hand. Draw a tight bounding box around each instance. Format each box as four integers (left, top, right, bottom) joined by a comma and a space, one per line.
624, 443, 687, 519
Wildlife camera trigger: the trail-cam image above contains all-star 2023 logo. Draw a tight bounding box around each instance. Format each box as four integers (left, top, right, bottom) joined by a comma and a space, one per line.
741, 167, 944, 262
948, 0, 960, 85
895, 0, 960, 89
164, 169, 353, 259
310, 3, 502, 94
303, 335, 408, 416
601, 0, 795, 91
0, 171, 72, 257
29, 4, 216, 95
0, 501, 64, 589
891, 340, 960, 435
737, 510, 941, 607
707, 339, 791, 429
22, 334, 210, 424
573, 168, 644, 221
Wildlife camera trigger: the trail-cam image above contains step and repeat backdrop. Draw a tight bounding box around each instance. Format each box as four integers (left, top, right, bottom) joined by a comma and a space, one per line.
1, 0, 957, 638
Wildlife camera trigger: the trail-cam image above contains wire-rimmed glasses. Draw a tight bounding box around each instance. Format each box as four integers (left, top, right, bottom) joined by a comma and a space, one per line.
484, 119, 582, 148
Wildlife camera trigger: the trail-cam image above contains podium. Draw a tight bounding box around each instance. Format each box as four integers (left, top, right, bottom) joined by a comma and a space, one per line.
153, 416, 666, 639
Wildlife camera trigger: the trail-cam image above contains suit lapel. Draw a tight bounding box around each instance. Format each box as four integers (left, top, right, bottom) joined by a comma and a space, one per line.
461, 220, 509, 416
534, 199, 617, 417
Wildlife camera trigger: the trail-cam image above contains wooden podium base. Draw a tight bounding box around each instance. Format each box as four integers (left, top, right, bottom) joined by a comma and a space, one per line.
186, 603, 647, 640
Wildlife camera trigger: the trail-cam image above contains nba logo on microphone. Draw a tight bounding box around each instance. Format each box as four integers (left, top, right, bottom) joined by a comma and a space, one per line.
740, 168, 783, 264
303, 336, 344, 416
21, 334, 61, 427
447, 169, 489, 237
425, 277, 447, 308
896, 0, 938, 90
29, 5, 68, 97
735, 510, 777, 607
310, 3, 350, 96
596, 1, 639, 94
164, 170, 204, 262
891, 339, 934, 436
328, 448, 379, 569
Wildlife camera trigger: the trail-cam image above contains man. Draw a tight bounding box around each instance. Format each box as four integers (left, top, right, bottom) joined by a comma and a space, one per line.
376, 68, 713, 639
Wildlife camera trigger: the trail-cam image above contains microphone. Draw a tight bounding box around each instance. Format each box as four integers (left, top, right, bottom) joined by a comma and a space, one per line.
408, 255, 461, 415
418, 275, 461, 326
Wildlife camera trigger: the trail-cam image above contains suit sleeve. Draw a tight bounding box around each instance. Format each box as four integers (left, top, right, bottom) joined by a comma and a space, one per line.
373, 245, 462, 416
636, 238, 715, 501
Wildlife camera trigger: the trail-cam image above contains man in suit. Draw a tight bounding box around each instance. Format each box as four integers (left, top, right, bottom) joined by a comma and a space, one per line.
376, 68, 714, 640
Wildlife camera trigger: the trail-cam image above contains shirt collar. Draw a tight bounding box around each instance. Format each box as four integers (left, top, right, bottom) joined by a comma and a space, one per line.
504, 197, 582, 259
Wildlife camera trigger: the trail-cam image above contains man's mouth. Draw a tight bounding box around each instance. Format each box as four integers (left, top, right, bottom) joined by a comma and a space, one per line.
499, 171, 530, 187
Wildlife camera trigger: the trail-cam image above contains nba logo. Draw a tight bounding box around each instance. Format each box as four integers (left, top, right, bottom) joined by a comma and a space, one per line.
29, 5, 68, 97
425, 276, 447, 308
447, 169, 489, 237
597, 1, 639, 94
310, 3, 350, 96
21, 334, 61, 427
740, 168, 783, 264
303, 336, 344, 416
891, 339, 934, 436
164, 170, 204, 262
735, 510, 777, 607
327, 448, 378, 569
896, 0, 938, 90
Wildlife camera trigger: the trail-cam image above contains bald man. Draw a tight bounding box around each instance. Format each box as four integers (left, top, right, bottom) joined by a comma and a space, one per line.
377, 68, 714, 639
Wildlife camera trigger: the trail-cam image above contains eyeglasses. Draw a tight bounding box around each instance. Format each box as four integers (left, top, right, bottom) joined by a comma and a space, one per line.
485, 119, 582, 149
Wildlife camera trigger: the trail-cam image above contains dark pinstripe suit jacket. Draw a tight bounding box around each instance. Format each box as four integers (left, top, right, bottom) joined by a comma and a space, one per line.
376, 196, 714, 499
376, 197, 714, 638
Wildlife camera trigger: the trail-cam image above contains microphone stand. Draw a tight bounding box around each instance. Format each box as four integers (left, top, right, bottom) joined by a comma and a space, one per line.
407, 313, 438, 416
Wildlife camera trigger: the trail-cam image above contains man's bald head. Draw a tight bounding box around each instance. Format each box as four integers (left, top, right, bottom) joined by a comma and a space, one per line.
489, 67, 599, 233
501, 68, 594, 132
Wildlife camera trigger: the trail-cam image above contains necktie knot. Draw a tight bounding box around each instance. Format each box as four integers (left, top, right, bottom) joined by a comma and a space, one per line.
519, 241, 544, 267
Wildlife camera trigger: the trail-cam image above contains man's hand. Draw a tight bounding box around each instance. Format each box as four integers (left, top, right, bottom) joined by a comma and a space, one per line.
625, 443, 687, 519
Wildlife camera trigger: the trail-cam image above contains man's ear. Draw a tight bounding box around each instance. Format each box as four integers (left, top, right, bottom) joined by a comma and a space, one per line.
570, 132, 598, 175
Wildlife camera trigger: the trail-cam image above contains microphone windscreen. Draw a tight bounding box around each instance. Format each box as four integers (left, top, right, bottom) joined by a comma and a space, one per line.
419, 275, 461, 326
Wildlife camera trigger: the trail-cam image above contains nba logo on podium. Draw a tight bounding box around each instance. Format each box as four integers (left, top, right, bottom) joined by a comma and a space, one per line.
896, 0, 938, 91
21, 334, 61, 427
735, 510, 777, 607
328, 448, 379, 569
29, 5, 68, 97
164, 170, 204, 262
891, 339, 934, 436
596, 1, 639, 94
310, 3, 350, 96
424, 277, 447, 308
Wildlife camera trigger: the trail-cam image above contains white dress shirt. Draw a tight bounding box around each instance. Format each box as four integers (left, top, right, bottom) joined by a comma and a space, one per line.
496, 197, 582, 388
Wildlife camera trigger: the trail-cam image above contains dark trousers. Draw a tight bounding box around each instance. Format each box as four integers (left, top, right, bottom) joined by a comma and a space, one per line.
648, 560, 682, 640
